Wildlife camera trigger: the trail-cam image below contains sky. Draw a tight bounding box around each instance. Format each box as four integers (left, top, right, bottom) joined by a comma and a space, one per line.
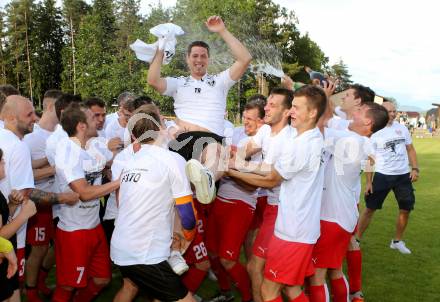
1, 0, 439, 110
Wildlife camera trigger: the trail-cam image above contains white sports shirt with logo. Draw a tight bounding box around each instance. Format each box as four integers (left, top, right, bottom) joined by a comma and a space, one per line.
103, 144, 136, 221
163, 69, 236, 136
54, 138, 106, 232
321, 128, 372, 233
217, 127, 261, 208
110, 144, 192, 266
274, 127, 324, 244
370, 121, 412, 175
24, 124, 55, 192
251, 124, 297, 205
0, 128, 35, 249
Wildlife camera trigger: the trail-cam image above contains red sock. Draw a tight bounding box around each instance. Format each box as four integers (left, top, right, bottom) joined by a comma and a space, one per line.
72, 280, 105, 302
265, 296, 283, 302
182, 267, 207, 292
37, 268, 52, 296
26, 287, 43, 302
52, 286, 73, 302
210, 257, 231, 291
226, 262, 252, 301
330, 277, 349, 302
346, 250, 362, 293
290, 291, 309, 302
309, 285, 329, 302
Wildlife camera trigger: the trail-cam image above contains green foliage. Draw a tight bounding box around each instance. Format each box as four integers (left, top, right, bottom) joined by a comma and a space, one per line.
1, 0, 336, 117
330, 59, 353, 92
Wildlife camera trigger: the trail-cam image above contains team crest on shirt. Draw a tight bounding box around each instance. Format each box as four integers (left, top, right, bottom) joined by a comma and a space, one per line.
395, 129, 402, 135
204, 75, 216, 87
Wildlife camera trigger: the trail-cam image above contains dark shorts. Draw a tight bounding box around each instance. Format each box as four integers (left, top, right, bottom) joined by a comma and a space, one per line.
102, 219, 115, 246
0, 260, 19, 300
119, 261, 188, 302
365, 172, 415, 211
169, 131, 224, 162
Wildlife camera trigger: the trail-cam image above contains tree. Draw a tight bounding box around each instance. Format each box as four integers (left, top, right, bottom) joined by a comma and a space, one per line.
75, 0, 117, 100
4, 0, 36, 98
61, 0, 90, 94
32, 0, 64, 107
0, 10, 8, 84
330, 59, 352, 92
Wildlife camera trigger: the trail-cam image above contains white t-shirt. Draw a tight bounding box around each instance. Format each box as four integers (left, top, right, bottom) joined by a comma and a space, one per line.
328, 116, 351, 131
0, 120, 4, 128
370, 121, 412, 175
103, 145, 136, 221
45, 125, 68, 218
321, 128, 372, 232
104, 112, 118, 130
0, 128, 35, 248
274, 127, 324, 244
217, 127, 261, 208
334, 106, 347, 119
110, 144, 192, 265
251, 124, 297, 205
54, 138, 106, 231
46, 124, 68, 167
104, 118, 131, 147
24, 124, 55, 192
163, 70, 236, 136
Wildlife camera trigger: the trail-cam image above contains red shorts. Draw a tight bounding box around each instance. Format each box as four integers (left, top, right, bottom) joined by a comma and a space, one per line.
55, 224, 111, 288
264, 235, 314, 286
184, 232, 209, 265
249, 196, 268, 230
205, 197, 254, 261
27, 208, 54, 245
312, 221, 352, 269
252, 204, 278, 258
17, 247, 25, 282
193, 198, 213, 239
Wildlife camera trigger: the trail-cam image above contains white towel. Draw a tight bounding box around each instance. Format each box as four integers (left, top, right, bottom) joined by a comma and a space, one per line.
130, 23, 184, 65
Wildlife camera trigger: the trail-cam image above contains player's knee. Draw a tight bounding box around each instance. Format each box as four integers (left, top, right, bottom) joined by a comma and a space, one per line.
247, 256, 262, 276
195, 260, 210, 271
364, 208, 376, 216
348, 237, 360, 251
219, 257, 235, 270
328, 269, 343, 280
309, 268, 326, 286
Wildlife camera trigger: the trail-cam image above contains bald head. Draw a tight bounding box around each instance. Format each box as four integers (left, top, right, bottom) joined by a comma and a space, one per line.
382, 101, 397, 125
2, 95, 37, 138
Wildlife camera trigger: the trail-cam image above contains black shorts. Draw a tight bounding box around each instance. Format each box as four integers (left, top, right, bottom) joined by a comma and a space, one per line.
0, 261, 19, 300
102, 219, 115, 246
365, 172, 415, 211
119, 261, 188, 302
169, 131, 224, 162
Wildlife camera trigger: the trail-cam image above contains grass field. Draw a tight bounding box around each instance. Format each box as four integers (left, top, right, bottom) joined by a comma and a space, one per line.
40, 138, 440, 301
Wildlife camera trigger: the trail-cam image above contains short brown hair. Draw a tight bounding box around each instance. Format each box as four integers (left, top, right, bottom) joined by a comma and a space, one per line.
294, 85, 327, 123
270, 87, 294, 110
364, 103, 389, 133
244, 95, 266, 119
128, 104, 161, 144
350, 84, 375, 104
187, 41, 210, 56
60, 103, 88, 136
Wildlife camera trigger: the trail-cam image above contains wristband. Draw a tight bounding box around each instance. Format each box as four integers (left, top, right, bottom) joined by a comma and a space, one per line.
412, 167, 419, 173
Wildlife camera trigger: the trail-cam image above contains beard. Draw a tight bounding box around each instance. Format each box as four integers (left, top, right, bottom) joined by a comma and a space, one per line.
17, 121, 33, 136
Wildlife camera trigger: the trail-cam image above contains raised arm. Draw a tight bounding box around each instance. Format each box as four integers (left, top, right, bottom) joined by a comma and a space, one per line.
147, 48, 167, 94
205, 16, 252, 81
